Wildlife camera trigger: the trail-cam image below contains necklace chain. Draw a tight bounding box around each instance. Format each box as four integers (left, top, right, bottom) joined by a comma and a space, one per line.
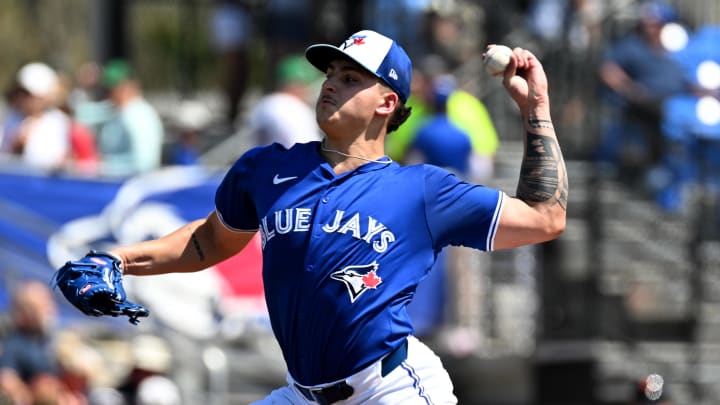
320, 140, 393, 164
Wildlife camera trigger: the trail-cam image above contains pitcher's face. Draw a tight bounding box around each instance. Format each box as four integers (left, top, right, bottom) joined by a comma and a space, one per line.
315, 59, 387, 133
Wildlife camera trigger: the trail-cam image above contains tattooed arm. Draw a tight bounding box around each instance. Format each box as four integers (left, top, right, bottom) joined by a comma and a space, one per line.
488, 45, 568, 250
517, 119, 568, 211
110, 211, 256, 276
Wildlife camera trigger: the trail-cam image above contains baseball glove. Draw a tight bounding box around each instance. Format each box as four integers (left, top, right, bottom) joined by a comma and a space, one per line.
52, 250, 149, 325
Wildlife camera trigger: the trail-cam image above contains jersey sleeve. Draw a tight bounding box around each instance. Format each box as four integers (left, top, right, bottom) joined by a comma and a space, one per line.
214, 147, 263, 231
423, 164, 504, 251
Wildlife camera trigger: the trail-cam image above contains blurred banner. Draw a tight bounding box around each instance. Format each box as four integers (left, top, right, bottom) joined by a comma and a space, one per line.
0, 165, 266, 339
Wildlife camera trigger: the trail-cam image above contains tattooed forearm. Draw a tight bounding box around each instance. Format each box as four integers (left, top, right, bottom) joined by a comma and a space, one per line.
516, 132, 568, 210
527, 118, 554, 129
191, 232, 205, 260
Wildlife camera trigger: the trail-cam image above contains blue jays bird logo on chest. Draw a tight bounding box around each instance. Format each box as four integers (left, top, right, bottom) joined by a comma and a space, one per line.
331, 262, 382, 303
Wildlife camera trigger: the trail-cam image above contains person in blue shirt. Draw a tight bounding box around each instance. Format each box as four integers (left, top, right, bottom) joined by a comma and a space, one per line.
66, 30, 567, 404
408, 74, 473, 176
596, 1, 689, 173
403, 74, 476, 340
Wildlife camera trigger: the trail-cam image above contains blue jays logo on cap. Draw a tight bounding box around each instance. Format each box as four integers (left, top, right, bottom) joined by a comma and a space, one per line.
305, 30, 412, 103
341, 34, 367, 50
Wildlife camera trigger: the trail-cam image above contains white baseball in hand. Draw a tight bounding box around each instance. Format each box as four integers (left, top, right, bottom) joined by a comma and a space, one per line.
483, 45, 513, 76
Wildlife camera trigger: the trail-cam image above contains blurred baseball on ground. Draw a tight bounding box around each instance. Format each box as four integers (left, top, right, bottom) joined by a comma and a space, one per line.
483, 45, 512, 76
644, 373, 664, 401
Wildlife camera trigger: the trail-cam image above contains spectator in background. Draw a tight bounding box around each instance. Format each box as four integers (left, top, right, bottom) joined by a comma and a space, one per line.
364, 0, 431, 59
64, 112, 100, 177
439, 75, 499, 357
53, 331, 108, 405
168, 124, 201, 167
596, 1, 690, 181
527, 0, 572, 46
8, 62, 71, 173
135, 375, 181, 405
55, 72, 101, 177
0, 85, 26, 156
165, 100, 213, 166
401, 75, 458, 336
245, 54, 323, 148
262, 0, 313, 91
386, 54, 499, 175
527, 0, 606, 52
383, 62, 434, 163
209, 0, 253, 127
649, 24, 720, 212
406, 74, 474, 176
423, 7, 477, 71
444, 79, 499, 183
404, 73, 497, 348
407, 64, 499, 182
66, 62, 104, 114
0, 281, 84, 405
66, 61, 116, 138
117, 334, 179, 405
97, 59, 164, 178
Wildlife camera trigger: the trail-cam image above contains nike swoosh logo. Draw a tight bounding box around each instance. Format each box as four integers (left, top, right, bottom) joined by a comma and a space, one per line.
273, 174, 298, 185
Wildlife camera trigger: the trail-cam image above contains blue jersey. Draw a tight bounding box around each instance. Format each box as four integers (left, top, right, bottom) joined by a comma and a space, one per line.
215, 141, 503, 385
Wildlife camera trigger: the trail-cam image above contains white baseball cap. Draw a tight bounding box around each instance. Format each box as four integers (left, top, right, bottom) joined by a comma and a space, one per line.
305, 30, 412, 103
136, 375, 181, 405
17, 62, 59, 98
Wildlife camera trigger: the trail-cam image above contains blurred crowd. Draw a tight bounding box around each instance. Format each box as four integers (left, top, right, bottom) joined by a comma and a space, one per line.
594, 1, 720, 214
0, 0, 715, 211
0, 58, 169, 179
1, 0, 718, 403
0, 281, 182, 405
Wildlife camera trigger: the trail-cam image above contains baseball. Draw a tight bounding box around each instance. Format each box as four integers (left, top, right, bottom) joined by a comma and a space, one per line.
644, 373, 664, 401
483, 45, 513, 76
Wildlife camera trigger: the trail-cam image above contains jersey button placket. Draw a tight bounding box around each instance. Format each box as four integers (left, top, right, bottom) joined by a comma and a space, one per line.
321, 181, 339, 204
312, 187, 332, 240
321, 184, 333, 204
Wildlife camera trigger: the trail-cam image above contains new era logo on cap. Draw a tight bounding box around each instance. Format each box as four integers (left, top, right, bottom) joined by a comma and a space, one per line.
305, 30, 412, 103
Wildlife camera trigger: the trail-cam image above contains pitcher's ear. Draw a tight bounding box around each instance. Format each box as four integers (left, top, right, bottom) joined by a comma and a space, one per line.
376, 89, 399, 116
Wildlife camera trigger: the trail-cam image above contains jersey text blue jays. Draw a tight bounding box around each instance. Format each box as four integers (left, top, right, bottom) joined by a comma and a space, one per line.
259, 208, 396, 253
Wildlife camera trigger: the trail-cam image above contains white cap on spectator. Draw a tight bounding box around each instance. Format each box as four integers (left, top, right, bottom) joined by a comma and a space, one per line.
136, 375, 182, 405
131, 334, 173, 373
17, 62, 59, 98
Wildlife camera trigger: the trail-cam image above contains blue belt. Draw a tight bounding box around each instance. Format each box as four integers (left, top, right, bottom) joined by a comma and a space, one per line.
295, 339, 408, 404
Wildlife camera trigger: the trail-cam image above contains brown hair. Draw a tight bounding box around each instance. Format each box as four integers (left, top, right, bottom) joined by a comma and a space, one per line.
387, 104, 412, 133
